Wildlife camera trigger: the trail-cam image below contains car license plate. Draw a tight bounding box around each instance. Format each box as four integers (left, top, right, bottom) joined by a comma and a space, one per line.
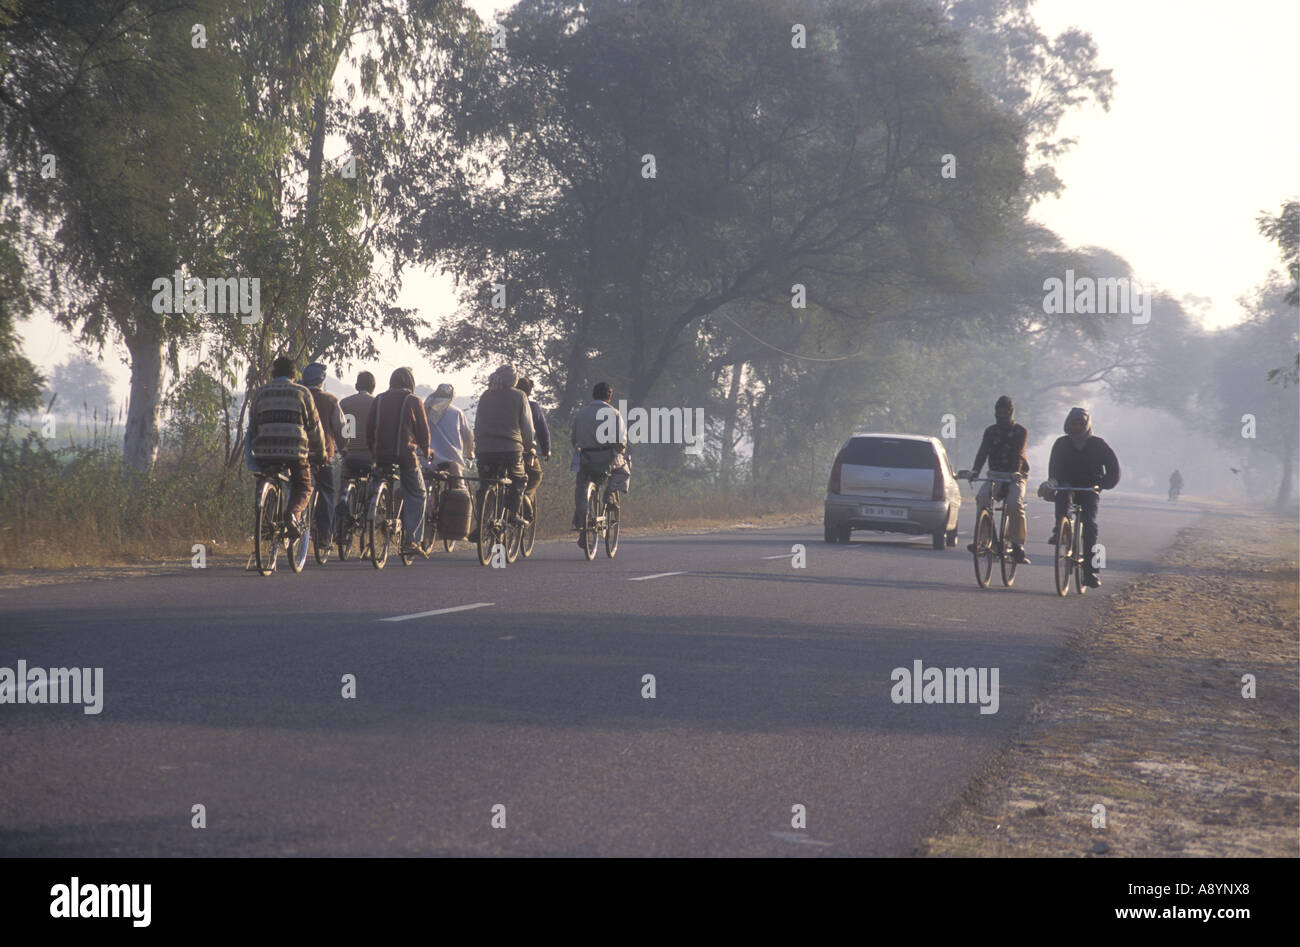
861, 505, 907, 519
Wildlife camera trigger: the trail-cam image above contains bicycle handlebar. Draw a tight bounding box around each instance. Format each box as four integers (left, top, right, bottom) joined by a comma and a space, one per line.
1046, 485, 1101, 494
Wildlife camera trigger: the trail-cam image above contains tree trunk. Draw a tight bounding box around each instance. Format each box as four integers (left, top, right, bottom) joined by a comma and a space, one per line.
720, 361, 743, 491
1274, 431, 1297, 512
122, 324, 164, 473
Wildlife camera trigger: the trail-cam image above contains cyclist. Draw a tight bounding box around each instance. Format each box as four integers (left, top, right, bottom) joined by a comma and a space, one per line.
244, 355, 326, 540
339, 371, 377, 477
571, 381, 625, 539
1168, 469, 1183, 501
1046, 407, 1121, 588
515, 376, 551, 521
472, 364, 535, 528
965, 395, 1030, 564
425, 383, 474, 490
301, 362, 347, 547
366, 367, 430, 555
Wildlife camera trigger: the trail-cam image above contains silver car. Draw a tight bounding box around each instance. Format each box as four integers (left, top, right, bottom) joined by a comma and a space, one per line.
823, 433, 962, 550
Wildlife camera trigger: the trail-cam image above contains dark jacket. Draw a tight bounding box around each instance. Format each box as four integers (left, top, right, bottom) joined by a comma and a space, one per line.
1049, 435, 1120, 489
308, 388, 346, 463
528, 399, 551, 457
367, 388, 430, 467
972, 421, 1029, 475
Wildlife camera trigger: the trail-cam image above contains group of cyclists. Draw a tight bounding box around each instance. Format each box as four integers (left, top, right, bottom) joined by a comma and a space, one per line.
244, 356, 629, 559
964, 396, 1121, 589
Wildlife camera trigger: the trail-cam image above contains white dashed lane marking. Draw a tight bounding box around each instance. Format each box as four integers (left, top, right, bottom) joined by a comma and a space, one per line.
379, 602, 495, 623
627, 572, 687, 582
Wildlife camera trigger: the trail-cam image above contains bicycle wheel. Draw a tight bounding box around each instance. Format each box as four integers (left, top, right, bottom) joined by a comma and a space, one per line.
336, 482, 356, 560
369, 481, 391, 570
972, 509, 994, 589
604, 493, 620, 558
999, 509, 1017, 587
520, 495, 537, 558
419, 482, 438, 557
1053, 516, 1072, 597
310, 489, 330, 564
396, 494, 413, 566
288, 509, 308, 574
1073, 520, 1087, 595
477, 485, 499, 566
253, 480, 280, 576
505, 517, 522, 563
581, 482, 598, 561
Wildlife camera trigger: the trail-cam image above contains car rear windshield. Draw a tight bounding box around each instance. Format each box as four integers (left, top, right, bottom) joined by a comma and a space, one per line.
841, 437, 935, 469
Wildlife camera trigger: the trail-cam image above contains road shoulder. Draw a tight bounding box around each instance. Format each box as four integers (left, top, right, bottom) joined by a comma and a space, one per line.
920, 508, 1299, 857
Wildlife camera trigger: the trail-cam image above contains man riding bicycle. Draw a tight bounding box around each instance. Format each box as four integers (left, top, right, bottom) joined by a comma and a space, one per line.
571, 382, 626, 540
1046, 407, 1121, 588
472, 364, 535, 531
366, 367, 430, 555
516, 376, 551, 519
425, 382, 474, 490
966, 395, 1031, 564
244, 355, 326, 540
302, 362, 347, 547
1169, 469, 1183, 501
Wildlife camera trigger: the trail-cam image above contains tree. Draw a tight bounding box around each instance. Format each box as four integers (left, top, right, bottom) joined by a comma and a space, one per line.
407, 0, 1028, 418
42, 358, 116, 417
1257, 199, 1299, 386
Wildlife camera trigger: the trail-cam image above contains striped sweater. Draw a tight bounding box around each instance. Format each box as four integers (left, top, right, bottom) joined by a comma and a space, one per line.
248, 377, 325, 463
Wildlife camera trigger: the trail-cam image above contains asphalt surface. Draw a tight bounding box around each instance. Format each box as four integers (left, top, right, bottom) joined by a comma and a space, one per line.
0, 490, 1208, 856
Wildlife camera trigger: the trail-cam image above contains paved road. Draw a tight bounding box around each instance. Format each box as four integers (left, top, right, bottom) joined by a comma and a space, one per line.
0, 491, 1212, 856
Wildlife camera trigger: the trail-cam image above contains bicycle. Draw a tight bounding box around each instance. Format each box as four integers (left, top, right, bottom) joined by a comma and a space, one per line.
961, 471, 1025, 589
367, 461, 418, 569
518, 449, 540, 559
252, 463, 310, 576
470, 461, 522, 566
1048, 485, 1101, 597
335, 463, 372, 561
417, 467, 456, 557
577, 447, 621, 561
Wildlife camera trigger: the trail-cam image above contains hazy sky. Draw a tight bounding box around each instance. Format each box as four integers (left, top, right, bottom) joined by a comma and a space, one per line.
18, 0, 1298, 407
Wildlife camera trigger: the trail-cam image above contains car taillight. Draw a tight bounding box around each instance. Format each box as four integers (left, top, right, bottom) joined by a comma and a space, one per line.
932, 457, 945, 501
829, 449, 845, 494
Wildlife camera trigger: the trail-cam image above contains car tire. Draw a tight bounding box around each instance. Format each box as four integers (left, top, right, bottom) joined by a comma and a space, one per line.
946, 527, 958, 547
932, 530, 946, 551
824, 522, 837, 544
837, 525, 851, 544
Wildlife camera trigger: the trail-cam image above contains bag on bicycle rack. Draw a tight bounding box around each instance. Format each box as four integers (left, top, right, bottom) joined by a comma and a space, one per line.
436, 489, 473, 539
607, 455, 631, 494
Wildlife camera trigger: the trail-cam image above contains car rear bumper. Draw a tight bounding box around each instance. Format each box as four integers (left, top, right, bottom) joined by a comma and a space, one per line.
824, 494, 953, 535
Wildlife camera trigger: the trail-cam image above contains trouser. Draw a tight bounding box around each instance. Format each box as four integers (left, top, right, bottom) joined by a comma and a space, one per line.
337, 454, 372, 524
286, 462, 314, 518
397, 461, 426, 543
522, 454, 542, 511
313, 460, 337, 542
1054, 489, 1100, 575
976, 471, 1026, 546
573, 452, 614, 527
476, 451, 524, 519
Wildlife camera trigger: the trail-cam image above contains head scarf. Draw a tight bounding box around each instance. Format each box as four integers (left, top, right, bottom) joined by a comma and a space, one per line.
425, 384, 454, 426
301, 362, 327, 389
389, 367, 415, 391
994, 395, 1014, 429
488, 364, 518, 392
1064, 406, 1092, 450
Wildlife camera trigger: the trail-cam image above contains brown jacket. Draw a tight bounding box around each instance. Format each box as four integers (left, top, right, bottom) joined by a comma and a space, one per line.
308, 388, 346, 463
367, 388, 430, 466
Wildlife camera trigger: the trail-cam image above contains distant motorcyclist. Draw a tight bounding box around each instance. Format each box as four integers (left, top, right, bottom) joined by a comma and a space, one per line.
1168, 469, 1183, 502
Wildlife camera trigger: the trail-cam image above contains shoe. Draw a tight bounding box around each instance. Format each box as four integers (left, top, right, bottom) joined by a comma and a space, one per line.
1011, 546, 1030, 565
1046, 531, 1058, 545
401, 543, 422, 556
576, 534, 587, 547
286, 515, 304, 540
1083, 572, 1101, 588
467, 528, 480, 543
966, 542, 977, 553
508, 514, 527, 527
